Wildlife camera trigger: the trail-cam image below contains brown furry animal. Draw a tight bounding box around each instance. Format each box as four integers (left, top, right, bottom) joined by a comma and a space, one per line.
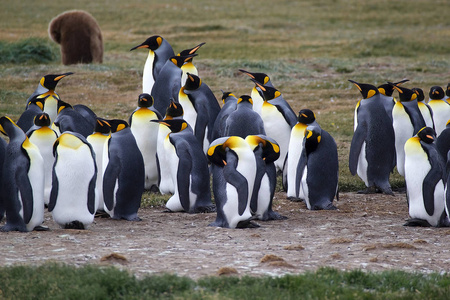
48, 10, 103, 65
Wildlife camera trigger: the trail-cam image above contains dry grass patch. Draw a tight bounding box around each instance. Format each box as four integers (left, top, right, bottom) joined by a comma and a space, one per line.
283, 244, 305, 251
217, 267, 238, 276
329, 238, 353, 244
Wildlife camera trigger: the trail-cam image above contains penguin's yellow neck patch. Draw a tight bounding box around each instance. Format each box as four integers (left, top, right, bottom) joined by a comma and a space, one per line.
58, 133, 84, 149
40, 90, 59, 100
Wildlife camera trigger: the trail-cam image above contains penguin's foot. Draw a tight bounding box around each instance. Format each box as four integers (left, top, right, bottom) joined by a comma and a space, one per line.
193, 205, 216, 213
287, 196, 304, 202
112, 215, 142, 221
311, 203, 337, 210
34, 225, 50, 231
236, 219, 260, 229
259, 211, 288, 221
95, 210, 110, 218
0, 223, 28, 232
403, 218, 432, 227
357, 186, 379, 194
64, 221, 85, 230
148, 185, 160, 193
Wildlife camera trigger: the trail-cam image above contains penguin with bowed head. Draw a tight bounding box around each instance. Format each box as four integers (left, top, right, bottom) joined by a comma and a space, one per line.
0, 116, 45, 232
130, 35, 175, 95
129, 93, 162, 191
211, 91, 238, 140
348, 80, 395, 195
49, 131, 97, 229
296, 126, 339, 210
404, 127, 448, 227
52, 100, 95, 138
207, 136, 258, 228
245, 134, 286, 221
151, 119, 214, 213
17, 95, 47, 133
26, 112, 58, 206
103, 119, 145, 221
224, 95, 265, 138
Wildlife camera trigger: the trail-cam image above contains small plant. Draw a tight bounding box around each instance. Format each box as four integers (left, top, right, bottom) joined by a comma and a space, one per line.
0, 37, 59, 64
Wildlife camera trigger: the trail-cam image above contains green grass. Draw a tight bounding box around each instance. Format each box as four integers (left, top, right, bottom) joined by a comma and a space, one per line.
0, 1, 446, 190
0, 264, 448, 299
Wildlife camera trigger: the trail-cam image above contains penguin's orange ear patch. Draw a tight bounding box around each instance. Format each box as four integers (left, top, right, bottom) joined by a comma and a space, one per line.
367, 89, 376, 98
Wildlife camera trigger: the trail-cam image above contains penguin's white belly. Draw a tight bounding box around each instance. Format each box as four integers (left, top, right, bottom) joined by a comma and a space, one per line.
356, 141, 369, 186
393, 107, 414, 176
52, 146, 96, 228
223, 182, 252, 228
262, 108, 291, 171
300, 166, 310, 209
429, 102, 450, 136
286, 127, 305, 198
142, 51, 155, 94
165, 138, 184, 211
251, 89, 263, 116
157, 125, 174, 194
254, 173, 271, 219
418, 104, 434, 129
87, 135, 109, 211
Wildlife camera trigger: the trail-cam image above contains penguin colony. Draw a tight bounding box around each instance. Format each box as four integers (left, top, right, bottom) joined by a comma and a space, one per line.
0, 35, 449, 231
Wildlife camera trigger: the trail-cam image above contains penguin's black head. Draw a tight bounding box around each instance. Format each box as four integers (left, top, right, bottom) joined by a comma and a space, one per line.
298, 109, 316, 124
446, 83, 450, 97
237, 95, 253, 105
40, 72, 73, 90
429, 86, 445, 100
304, 126, 322, 153
57, 100, 73, 114
389, 83, 417, 102
246, 135, 280, 164
239, 69, 270, 85
183, 73, 201, 91
165, 100, 184, 119
349, 80, 379, 99
108, 119, 129, 133
417, 127, 436, 144
94, 118, 111, 134
33, 113, 51, 127
221, 91, 237, 104
151, 119, 188, 133
378, 79, 409, 97
28, 94, 47, 110
177, 42, 205, 57
137, 93, 154, 108
170, 54, 197, 68
250, 79, 280, 101
130, 35, 163, 51
411, 87, 425, 102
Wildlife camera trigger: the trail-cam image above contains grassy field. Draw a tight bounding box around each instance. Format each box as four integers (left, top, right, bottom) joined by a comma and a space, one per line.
0, 0, 449, 295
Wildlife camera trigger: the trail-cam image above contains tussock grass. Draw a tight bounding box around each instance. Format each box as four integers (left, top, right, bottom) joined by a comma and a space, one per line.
0, 38, 58, 64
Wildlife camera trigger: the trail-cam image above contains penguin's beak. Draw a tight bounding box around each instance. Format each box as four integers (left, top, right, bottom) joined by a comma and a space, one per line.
130, 44, 148, 51
55, 72, 74, 81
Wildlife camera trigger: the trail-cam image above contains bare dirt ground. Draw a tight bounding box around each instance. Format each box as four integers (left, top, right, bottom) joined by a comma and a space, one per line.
0, 191, 449, 279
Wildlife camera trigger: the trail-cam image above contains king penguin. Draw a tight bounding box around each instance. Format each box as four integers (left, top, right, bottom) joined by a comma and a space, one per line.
207, 136, 258, 228
103, 119, 145, 221
26, 72, 73, 123
177, 42, 205, 87
285, 109, 320, 200
224, 95, 265, 137
436, 120, 450, 162
251, 79, 297, 172
86, 118, 111, 214
151, 54, 197, 115
427, 86, 450, 136
391, 83, 426, 177
211, 91, 238, 140
0, 137, 6, 221
17, 95, 47, 133
296, 126, 339, 210
156, 100, 184, 195
52, 100, 95, 137
412, 87, 435, 130
130, 35, 175, 94
239, 69, 274, 116
26, 113, 58, 206
129, 93, 162, 191
376, 79, 409, 122
404, 127, 448, 227
0, 116, 44, 232
151, 119, 214, 213
245, 134, 286, 221
348, 80, 395, 194
49, 131, 97, 229
178, 73, 221, 153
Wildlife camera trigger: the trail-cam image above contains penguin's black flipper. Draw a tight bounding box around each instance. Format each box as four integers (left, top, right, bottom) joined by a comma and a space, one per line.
421, 142, 446, 216
403, 218, 432, 227
282, 154, 288, 192
349, 123, 367, 176
175, 144, 193, 212
15, 168, 34, 224
295, 145, 308, 199
223, 152, 248, 216
87, 170, 97, 215
103, 155, 121, 211
48, 161, 59, 212
273, 104, 298, 128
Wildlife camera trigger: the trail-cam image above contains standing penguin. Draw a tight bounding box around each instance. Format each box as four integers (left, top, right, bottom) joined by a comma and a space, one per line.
156, 100, 184, 195
427, 86, 450, 136
391, 84, 426, 177
26, 113, 58, 206
177, 42, 205, 87
151, 54, 197, 115
412, 87, 435, 130
129, 93, 162, 191
49, 131, 97, 229
436, 120, 450, 163
376, 79, 409, 122
26, 72, 73, 123
211, 91, 238, 140
224, 95, 265, 138
152, 119, 214, 213
251, 80, 297, 172
285, 109, 320, 200
52, 100, 95, 137
178, 73, 221, 153
103, 119, 145, 221
239, 69, 274, 116
245, 135, 286, 221
0, 116, 44, 232
349, 80, 395, 194
86, 118, 111, 213
17, 95, 47, 132
130, 35, 175, 94
296, 126, 339, 210
0, 137, 6, 221
207, 136, 258, 228
404, 127, 447, 227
